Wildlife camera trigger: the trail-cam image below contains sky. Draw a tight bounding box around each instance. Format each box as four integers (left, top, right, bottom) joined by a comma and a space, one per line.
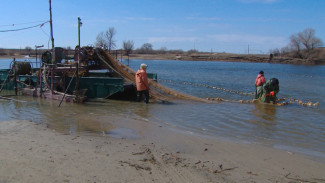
0, 0, 324, 54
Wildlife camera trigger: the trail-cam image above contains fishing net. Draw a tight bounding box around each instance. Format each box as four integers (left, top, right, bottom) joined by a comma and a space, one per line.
12, 62, 32, 75
94, 48, 209, 103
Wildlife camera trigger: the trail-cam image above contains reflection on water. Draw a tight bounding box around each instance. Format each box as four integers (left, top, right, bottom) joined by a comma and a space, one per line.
63, 113, 115, 135
1, 58, 325, 159
0, 96, 115, 135
132, 104, 150, 120
252, 102, 277, 121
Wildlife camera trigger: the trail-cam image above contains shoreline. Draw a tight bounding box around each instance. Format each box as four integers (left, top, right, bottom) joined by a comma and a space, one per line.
1, 53, 325, 65
1, 118, 324, 182
127, 53, 325, 65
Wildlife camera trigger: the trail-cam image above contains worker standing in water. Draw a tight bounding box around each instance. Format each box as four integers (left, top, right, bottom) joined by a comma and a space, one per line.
135, 63, 150, 103
255, 70, 266, 99
261, 78, 279, 104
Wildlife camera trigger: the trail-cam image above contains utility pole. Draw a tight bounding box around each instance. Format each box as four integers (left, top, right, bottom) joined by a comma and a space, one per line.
248, 44, 250, 54
49, 0, 55, 64
75, 17, 82, 93
49, 0, 54, 50
78, 17, 82, 47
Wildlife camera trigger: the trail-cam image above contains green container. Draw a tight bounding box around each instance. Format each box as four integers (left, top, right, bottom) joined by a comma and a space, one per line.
147, 73, 157, 81
1, 67, 124, 99
0, 69, 10, 81
65, 77, 124, 98
0, 69, 13, 90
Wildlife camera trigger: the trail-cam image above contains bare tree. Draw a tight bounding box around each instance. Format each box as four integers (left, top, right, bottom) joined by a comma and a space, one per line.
106, 27, 116, 53
289, 34, 303, 58
25, 46, 32, 56
187, 49, 199, 54
280, 46, 290, 55
289, 28, 323, 58
95, 27, 117, 53
123, 40, 134, 55
297, 28, 323, 50
140, 43, 153, 54
270, 48, 280, 56
158, 47, 167, 54
95, 32, 108, 49
310, 37, 323, 50
123, 40, 134, 65
169, 49, 184, 54
298, 28, 313, 50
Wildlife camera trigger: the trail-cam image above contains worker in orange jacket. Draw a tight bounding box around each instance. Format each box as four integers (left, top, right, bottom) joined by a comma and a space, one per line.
135, 63, 150, 103
255, 70, 266, 99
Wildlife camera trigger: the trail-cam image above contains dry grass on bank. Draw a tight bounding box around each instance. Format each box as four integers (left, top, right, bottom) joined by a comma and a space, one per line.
1, 47, 325, 65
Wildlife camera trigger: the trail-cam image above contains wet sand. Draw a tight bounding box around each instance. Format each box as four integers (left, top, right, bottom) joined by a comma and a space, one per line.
1, 119, 325, 183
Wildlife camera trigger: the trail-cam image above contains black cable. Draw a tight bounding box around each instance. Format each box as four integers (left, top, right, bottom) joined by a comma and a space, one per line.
0, 20, 49, 28
0, 21, 49, 33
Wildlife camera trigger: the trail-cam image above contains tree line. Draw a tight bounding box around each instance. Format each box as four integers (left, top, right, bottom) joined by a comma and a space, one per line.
270, 28, 323, 59
94, 27, 200, 56
2, 27, 322, 60
96, 27, 324, 60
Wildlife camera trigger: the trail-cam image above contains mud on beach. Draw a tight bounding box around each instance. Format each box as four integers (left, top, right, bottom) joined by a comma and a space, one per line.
1, 119, 325, 183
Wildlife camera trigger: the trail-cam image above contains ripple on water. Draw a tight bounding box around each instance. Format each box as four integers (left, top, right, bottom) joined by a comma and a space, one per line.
1, 59, 325, 159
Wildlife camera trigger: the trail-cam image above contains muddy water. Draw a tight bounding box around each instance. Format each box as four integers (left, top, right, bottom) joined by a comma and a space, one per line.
1, 58, 325, 159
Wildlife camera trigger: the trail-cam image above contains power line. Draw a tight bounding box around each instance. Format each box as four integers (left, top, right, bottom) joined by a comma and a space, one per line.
0, 21, 49, 33
0, 20, 49, 28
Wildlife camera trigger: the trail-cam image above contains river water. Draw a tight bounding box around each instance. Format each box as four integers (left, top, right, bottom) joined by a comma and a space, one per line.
1, 58, 325, 159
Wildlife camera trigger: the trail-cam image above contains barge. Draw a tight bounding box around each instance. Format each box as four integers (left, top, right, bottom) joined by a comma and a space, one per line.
0, 47, 157, 103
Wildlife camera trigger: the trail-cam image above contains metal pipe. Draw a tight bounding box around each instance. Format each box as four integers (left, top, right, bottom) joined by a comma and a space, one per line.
35, 45, 44, 68
78, 17, 81, 47
14, 58, 17, 95
58, 70, 77, 107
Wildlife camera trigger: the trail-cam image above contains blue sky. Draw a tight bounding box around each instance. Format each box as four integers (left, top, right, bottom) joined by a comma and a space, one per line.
0, 0, 324, 54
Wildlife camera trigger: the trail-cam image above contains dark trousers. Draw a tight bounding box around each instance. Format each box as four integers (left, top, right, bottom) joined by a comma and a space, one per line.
137, 90, 149, 103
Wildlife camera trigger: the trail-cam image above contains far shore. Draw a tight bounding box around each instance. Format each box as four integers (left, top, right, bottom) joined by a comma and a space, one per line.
128, 53, 325, 65
1, 51, 325, 65
1, 118, 325, 182
0, 55, 27, 59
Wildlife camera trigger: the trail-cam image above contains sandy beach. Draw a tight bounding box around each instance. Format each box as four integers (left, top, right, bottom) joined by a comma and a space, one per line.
1, 117, 325, 183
